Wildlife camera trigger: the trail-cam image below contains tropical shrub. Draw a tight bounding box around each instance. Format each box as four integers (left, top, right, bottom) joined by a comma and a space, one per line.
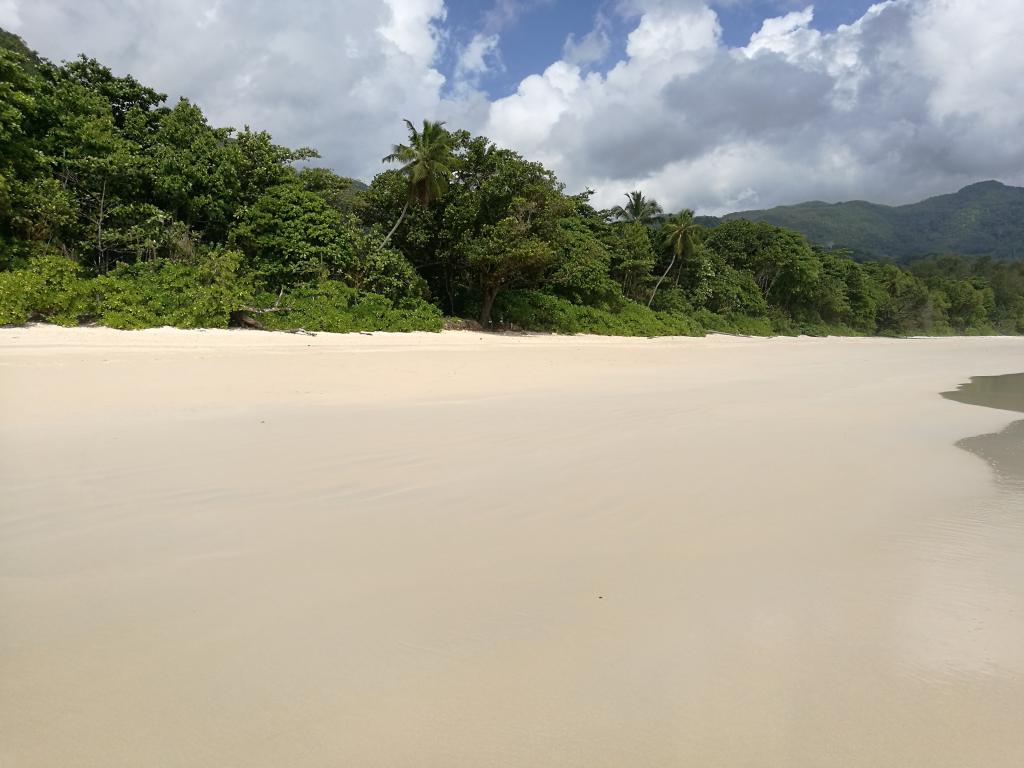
93, 249, 253, 329
492, 290, 703, 337
0, 253, 95, 325
258, 281, 443, 333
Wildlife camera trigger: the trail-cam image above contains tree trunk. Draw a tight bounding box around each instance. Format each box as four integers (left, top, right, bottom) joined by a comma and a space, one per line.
445, 270, 456, 316
94, 179, 108, 273
648, 253, 676, 307
381, 199, 410, 246
479, 287, 498, 327
673, 238, 692, 288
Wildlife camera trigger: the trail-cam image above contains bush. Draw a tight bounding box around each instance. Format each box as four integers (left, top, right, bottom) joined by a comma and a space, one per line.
693, 308, 866, 337
258, 281, 443, 333
94, 250, 253, 329
0, 254, 95, 325
794, 321, 861, 337
0, 268, 36, 325
648, 286, 694, 315
693, 310, 775, 336
492, 290, 703, 337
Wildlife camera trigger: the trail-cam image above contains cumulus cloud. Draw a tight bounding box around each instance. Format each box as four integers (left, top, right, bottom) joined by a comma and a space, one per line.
484, 2, 724, 181
455, 33, 502, 84
379, 0, 446, 67
7, 0, 1024, 212
742, 5, 818, 58
563, 13, 612, 68
484, 0, 1024, 212
6, 0, 486, 181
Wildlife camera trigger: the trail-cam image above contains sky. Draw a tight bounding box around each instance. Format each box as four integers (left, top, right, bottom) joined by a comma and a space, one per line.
2, 0, 1023, 214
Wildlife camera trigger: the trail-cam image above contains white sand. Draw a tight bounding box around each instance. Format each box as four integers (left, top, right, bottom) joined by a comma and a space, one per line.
2, 326, 1023, 767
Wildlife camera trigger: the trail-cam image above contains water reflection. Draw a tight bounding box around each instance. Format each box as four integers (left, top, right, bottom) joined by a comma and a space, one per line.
892, 372, 1024, 683
942, 372, 1024, 414
942, 372, 1024, 490
959, 421, 1024, 491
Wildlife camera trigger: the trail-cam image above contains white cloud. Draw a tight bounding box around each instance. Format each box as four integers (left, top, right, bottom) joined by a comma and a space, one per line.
6, 0, 1024, 212
625, 3, 721, 62
485, 61, 590, 167
481, 0, 1024, 212
912, 0, 1024, 128
484, 3, 721, 167
8, 0, 468, 182
563, 14, 612, 68
379, 0, 446, 67
455, 33, 501, 83
742, 5, 819, 59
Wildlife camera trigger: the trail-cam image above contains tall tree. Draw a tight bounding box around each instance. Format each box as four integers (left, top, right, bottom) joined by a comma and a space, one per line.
381, 119, 455, 245
469, 215, 555, 326
609, 222, 657, 301
0, 49, 42, 224
609, 190, 663, 225
650, 209, 700, 306
58, 56, 166, 129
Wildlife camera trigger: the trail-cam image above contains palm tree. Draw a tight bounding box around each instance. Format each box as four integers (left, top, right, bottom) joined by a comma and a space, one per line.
609, 190, 663, 225
381, 119, 456, 244
649, 209, 701, 307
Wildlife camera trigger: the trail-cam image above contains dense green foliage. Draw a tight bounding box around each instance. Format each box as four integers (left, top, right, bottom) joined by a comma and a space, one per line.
493, 290, 702, 337
1, 29, 1022, 337
704, 181, 1024, 262
258, 283, 442, 334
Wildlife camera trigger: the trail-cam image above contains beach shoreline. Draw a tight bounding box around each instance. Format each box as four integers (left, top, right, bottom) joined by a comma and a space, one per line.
2, 326, 1023, 767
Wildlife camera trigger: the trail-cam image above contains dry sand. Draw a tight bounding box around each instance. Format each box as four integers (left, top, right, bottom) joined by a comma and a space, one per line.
2, 326, 1023, 767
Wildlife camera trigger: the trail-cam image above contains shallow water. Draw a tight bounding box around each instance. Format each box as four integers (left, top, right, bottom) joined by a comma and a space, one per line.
922, 373, 1024, 695
943, 372, 1024, 490
942, 371, 1024, 414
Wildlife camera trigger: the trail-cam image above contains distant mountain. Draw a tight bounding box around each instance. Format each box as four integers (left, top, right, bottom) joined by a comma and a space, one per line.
698, 181, 1024, 262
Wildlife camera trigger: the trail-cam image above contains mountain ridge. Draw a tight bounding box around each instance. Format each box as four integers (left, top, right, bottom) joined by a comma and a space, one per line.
697, 180, 1024, 262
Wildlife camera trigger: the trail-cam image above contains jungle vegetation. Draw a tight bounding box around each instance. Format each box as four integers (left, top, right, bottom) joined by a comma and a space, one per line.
2, 32, 1022, 337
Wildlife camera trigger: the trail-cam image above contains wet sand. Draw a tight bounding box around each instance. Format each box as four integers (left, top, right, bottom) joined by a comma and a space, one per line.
2, 326, 1024, 767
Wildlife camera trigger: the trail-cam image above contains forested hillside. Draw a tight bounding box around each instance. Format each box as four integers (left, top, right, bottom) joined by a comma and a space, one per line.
705, 181, 1024, 262
2, 30, 1022, 336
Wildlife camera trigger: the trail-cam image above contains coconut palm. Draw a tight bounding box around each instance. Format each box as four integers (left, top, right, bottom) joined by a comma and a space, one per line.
381, 119, 456, 244
649, 209, 701, 307
609, 190, 664, 225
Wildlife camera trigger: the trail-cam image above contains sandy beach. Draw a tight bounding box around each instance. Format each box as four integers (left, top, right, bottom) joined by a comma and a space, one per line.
2, 326, 1023, 767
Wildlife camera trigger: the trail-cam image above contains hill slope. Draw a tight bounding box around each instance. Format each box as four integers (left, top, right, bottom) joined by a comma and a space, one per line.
704, 181, 1024, 261
0, 28, 42, 72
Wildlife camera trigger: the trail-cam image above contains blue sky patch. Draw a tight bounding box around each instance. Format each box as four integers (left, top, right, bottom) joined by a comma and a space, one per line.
441, 1, 878, 97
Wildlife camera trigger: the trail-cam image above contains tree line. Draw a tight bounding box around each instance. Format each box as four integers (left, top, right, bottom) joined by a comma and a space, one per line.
1, 40, 1022, 336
